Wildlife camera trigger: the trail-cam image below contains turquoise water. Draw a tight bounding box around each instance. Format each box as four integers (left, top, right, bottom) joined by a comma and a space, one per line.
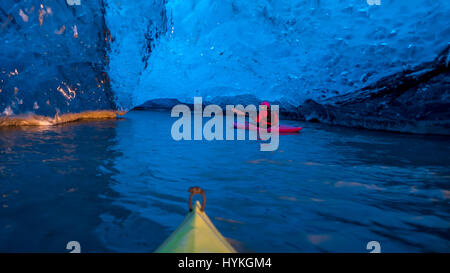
0, 111, 449, 252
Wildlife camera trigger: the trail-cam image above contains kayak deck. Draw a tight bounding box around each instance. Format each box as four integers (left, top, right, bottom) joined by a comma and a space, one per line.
155, 201, 237, 253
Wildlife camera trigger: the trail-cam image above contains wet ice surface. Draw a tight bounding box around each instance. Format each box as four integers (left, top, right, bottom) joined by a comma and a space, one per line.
106, 0, 450, 107
0, 0, 114, 116
0, 111, 449, 252
2, 1, 450, 116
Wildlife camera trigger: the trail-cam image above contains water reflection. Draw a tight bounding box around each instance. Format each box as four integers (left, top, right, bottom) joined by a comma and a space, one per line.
107, 111, 449, 252
0, 120, 121, 252
0, 112, 449, 252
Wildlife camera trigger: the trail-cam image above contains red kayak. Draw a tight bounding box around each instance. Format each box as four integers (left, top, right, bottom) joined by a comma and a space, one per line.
233, 122, 302, 133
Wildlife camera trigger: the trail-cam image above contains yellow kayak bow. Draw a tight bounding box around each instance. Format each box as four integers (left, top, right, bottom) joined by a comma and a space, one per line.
155, 187, 237, 253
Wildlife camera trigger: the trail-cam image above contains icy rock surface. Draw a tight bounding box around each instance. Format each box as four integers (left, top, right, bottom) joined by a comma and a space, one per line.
297, 45, 450, 135
104, 0, 169, 109
1, 0, 448, 119
0, 0, 115, 117
106, 0, 450, 108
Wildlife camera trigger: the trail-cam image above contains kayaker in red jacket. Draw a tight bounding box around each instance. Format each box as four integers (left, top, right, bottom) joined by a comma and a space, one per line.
232, 101, 279, 128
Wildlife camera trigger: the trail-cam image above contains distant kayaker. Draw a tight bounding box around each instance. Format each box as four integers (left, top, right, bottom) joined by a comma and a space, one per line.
232, 101, 279, 128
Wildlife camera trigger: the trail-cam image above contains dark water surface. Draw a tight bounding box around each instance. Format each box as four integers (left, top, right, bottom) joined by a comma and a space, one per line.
0, 111, 449, 252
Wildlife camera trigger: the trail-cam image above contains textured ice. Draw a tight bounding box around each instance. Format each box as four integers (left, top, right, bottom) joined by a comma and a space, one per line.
105, 0, 450, 108
1, 1, 449, 116
104, 0, 169, 109
0, 0, 114, 117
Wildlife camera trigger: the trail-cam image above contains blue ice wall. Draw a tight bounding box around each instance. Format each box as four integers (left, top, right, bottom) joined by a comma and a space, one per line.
105, 0, 169, 109
106, 0, 450, 108
0, 0, 115, 117
1, 1, 448, 115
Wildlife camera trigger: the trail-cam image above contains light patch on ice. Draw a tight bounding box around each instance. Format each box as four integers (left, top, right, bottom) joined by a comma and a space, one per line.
55, 25, 66, 35
39, 6, 45, 26
19, 9, 29, 22
72, 25, 79, 39
3, 106, 13, 116
57, 83, 76, 100
9, 69, 18, 76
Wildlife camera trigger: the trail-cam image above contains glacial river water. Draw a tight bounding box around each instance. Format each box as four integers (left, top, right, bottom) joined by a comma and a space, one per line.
0, 111, 449, 252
